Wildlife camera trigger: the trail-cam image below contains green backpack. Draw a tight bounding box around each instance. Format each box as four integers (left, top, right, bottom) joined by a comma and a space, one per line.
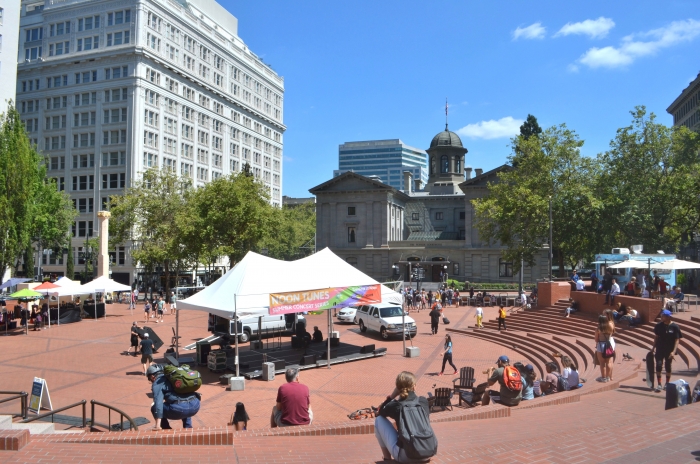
163, 364, 202, 394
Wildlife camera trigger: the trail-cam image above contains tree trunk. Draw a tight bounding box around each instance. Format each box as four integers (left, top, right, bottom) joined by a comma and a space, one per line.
66, 241, 74, 279
164, 259, 170, 300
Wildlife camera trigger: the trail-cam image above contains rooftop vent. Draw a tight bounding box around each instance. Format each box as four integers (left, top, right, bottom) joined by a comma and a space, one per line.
631, 245, 643, 254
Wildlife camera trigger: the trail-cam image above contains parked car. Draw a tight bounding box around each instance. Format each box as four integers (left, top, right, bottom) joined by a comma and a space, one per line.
336, 306, 357, 323
354, 303, 416, 340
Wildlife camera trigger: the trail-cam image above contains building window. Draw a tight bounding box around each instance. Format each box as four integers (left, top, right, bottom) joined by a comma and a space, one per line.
453, 263, 460, 276
435, 212, 444, 220
459, 212, 465, 220
499, 259, 513, 278
346, 257, 358, 266
412, 213, 419, 220
441, 155, 449, 173
348, 227, 356, 243
347, 206, 356, 216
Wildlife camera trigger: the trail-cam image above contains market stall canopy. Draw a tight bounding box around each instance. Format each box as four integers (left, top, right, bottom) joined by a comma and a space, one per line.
34, 281, 60, 291
0, 277, 31, 291
9, 288, 43, 299
651, 259, 700, 270
178, 247, 403, 319
75, 276, 131, 294
55, 276, 79, 287
607, 260, 650, 269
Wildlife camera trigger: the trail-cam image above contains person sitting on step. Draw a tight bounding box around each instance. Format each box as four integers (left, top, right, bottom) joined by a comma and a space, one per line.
560, 356, 582, 389
564, 298, 579, 318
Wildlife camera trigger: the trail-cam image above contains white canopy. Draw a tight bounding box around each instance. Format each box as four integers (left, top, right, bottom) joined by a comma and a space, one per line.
178, 247, 403, 319
651, 258, 700, 270
607, 260, 650, 269
74, 276, 131, 295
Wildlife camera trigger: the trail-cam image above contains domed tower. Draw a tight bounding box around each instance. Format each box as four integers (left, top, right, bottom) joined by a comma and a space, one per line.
425, 124, 468, 194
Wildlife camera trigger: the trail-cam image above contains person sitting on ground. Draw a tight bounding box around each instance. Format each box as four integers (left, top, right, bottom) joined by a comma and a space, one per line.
539, 362, 560, 395
564, 298, 579, 318
520, 364, 538, 400
620, 307, 641, 327
482, 355, 522, 406
147, 364, 201, 430
271, 367, 312, 428
374, 371, 436, 463
612, 302, 627, 321
560, 356, 581, 389
312, 326, 323, 343
229, 402, 250, 431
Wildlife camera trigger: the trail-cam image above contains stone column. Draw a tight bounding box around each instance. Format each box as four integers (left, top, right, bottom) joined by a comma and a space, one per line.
97, 211, 111, 278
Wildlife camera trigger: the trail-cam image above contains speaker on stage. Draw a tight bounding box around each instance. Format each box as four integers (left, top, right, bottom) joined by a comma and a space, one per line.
300, 354, 316, 365
273, 360, 285, 371
330, 337, 340, 347
321, 349, 337, 359
291, 335, 301, 348
359, 344, 375, 354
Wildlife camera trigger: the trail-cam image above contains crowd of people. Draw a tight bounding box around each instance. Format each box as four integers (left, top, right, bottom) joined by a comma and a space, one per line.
402, 286, 461, 311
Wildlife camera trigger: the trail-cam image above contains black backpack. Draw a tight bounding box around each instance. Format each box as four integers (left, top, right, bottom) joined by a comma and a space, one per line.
397, 397, 438, 460
556, 374, 571, 392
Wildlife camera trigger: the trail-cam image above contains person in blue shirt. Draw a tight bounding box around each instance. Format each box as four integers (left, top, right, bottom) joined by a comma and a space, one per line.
438, 334, 458, 375
146, 364, 200, 430
520, 364, 537, 400
570, 270, 579, 283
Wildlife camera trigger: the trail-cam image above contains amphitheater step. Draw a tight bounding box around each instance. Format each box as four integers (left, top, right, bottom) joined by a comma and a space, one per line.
10, 422, 55, 434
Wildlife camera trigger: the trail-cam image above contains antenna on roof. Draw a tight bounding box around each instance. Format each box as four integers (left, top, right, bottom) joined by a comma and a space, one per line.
445, 98, 449, 131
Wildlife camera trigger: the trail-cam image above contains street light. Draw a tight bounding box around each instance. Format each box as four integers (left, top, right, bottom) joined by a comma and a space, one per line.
548, 196, 553, 282
443, 265, 448, 286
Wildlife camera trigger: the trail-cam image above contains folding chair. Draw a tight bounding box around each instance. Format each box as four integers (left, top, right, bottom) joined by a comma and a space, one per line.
483, 296, 492, 307
453, 367, 476, 405
427, 387, 453, 411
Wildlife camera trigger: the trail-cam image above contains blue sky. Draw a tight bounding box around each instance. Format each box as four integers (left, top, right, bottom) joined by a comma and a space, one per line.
222, 0, 700, 197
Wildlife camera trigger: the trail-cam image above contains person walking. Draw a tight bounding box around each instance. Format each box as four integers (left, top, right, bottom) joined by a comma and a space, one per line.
143, 300, 151, 323
140, 332, 154, 375
128, 322, 140, 356
497, 306, 507, 331
438, 334, 458, 376
156, 296, 165, 322
429, 303, 441, 335
474, 306, 484, 328
651, 309, 682, 392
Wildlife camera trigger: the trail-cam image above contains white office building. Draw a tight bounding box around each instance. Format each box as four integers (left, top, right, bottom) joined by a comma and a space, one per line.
0, 0, 22, 114
16, 0, 285, 286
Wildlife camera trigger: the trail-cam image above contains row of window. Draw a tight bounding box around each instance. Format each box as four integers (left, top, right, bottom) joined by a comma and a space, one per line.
22, 68, 128, 93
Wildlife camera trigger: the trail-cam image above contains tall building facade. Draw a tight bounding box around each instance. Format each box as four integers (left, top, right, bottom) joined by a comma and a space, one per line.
667, 72, 700, 130
333, 139, 428, 192
16, 0, 285, 285
0, 0, 21, 114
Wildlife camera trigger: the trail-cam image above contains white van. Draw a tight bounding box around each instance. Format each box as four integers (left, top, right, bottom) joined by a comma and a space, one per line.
209, 313, 306, 343
354, 302, 416, 339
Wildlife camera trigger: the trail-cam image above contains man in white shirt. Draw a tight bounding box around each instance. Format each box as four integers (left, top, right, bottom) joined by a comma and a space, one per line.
575, 279, 585, 291
610, 279, 621, 305
474, 307, 484, 328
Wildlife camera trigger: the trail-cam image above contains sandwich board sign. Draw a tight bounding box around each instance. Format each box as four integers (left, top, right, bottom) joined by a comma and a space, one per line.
28, 377, 53, 414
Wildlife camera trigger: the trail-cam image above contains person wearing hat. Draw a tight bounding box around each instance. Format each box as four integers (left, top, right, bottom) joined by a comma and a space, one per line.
651, 309, 682, 392
140, 332, 155, 375
483, 355, 522, 406
128, 322, 140, 357
146, 364, 201, 430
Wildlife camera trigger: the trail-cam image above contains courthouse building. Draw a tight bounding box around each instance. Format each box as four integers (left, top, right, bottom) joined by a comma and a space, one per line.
311, 125, 549, 284
16, 0, 285, 285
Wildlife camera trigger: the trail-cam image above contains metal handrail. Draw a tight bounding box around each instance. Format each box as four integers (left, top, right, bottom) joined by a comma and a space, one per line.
90, 399, 138, 431
0, 391, 28, 419
20, 400, 86, 428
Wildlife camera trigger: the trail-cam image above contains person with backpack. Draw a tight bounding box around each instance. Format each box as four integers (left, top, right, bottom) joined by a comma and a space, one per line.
539, 362, 568, 395
146, 364, 201, 430
375, 371, 437, 463
497, 306, 508, 331
429, 303, 441, 335
483, 355, 522, 406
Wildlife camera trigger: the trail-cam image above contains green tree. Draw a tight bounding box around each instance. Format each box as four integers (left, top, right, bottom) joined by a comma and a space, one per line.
473, 124, 601, 274
192, 172, 272, 266
24, 244, 35, 279
66, 236, 74, 279
109, 168, 192, 295
597, 106, 700, 253
520, 114, 543, 140
260, 202, 316, 260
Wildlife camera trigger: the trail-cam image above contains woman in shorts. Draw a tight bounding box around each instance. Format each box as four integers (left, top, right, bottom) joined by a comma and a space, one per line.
595, 314, 615, 382
143, 300, 151, 323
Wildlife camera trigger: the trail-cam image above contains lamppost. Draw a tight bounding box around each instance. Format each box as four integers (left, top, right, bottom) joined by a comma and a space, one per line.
548, 196, 553, 281
443, 265, 448, 287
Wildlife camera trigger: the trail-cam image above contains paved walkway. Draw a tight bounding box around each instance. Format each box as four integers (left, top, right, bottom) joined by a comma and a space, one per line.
1, 300, 699, 462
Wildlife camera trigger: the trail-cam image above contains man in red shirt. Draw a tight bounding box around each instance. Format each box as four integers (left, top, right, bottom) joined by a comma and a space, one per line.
270, 367, 313, 427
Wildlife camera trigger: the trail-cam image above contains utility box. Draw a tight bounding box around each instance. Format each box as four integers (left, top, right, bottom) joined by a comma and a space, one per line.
405, 346, 420, 358
229, 376, 245, 391
262, 362, 275, 381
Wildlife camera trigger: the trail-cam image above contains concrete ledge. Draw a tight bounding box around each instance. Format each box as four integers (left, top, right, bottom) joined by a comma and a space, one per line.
32, 427, 233, 445
0, 429, 30, 451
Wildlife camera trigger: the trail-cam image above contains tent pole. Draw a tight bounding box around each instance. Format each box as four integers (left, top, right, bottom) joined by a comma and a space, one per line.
327, 307, 331, 369
175, 300, 180, 359
234, 294, 239, 377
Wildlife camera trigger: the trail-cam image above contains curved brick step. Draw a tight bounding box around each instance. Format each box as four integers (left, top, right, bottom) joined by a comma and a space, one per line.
482, 318, 594, 340
526, 333, 589, 372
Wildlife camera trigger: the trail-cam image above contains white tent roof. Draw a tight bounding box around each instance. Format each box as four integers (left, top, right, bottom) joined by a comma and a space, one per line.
74, 276, 131, 295
178, 247, 403, 319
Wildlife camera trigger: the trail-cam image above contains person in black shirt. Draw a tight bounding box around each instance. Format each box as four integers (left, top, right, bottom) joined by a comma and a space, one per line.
140, 332, 155, 375
651, 309, 682, 392
129, 322, 140, 357
312, 326, 323, 343
429, 304, 441, 335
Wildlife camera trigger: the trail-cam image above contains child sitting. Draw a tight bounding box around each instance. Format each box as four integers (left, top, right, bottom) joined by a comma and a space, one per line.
228, 402, 249, 431
561, 356, 582, 389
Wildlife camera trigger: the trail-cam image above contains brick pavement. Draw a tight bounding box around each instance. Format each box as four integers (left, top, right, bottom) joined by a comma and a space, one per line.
1, 300, 699, 462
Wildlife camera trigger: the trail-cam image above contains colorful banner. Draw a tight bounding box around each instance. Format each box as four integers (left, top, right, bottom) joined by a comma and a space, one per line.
269, 285, 381, 315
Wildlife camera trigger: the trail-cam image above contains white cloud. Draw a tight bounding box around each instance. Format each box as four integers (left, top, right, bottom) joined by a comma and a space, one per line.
555, 17, 615, 39
512, 23, 546, 40
457, 117, 524, 140
577, 19, 700, 69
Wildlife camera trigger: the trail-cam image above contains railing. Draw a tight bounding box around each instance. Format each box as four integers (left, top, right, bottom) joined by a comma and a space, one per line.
90, 400, 138, 431
0, 391, 28, 419
20, 400, 86, 428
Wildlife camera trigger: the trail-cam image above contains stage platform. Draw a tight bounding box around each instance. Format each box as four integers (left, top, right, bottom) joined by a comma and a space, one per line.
213, 339, 386, 379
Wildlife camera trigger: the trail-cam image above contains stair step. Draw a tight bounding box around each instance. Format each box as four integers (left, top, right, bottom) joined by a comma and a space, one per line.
0, 415, 13, 429
11, 422, 55, 434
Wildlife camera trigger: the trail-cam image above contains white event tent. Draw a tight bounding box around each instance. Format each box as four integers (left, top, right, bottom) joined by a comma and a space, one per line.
178, 247, 402, 319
